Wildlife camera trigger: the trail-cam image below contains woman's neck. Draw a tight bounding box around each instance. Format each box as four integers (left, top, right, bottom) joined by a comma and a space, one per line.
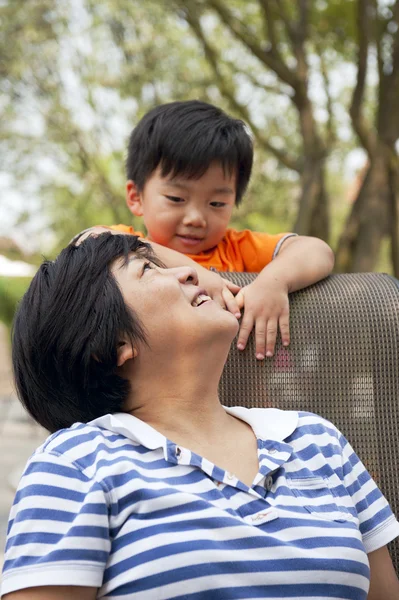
124, 349, 233, 445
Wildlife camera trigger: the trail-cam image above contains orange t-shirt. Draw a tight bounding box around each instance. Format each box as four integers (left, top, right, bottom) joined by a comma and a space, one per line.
109, 224, 293, 272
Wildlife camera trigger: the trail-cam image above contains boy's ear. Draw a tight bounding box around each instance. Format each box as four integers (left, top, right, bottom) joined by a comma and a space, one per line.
116, 340, 138, 368
126, 180, 144, 217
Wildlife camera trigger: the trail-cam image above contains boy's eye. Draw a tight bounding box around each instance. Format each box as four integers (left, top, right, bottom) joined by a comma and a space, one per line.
166, 195, 184, 203
210, 202, 227, 208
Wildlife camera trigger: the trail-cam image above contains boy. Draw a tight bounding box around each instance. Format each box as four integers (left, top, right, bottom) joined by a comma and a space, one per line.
82, 101, 334, 359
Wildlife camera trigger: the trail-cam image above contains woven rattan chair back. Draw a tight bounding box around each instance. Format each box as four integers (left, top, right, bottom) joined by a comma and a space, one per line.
220, 272, 399, 572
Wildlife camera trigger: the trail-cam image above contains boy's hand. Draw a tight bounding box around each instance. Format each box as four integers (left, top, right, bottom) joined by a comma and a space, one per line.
235, 279, 290, 360
233, 235, 334, 359
71, 226, 114, 245
196, 269, 242, 318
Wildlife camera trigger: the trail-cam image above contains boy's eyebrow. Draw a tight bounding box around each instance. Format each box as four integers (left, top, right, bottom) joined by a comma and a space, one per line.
165, 181, 234, 194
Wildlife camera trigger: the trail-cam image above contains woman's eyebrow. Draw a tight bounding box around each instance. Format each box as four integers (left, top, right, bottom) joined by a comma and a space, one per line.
116, 254, 141, 271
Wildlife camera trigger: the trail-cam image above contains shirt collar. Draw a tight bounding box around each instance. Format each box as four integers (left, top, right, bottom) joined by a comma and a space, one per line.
89, 412, 166, 450
89, 406, 298, 450
223, 406, 298, 443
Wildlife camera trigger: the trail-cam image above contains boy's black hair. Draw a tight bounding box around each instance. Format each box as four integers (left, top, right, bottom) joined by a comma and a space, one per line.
12, 233, 161, 433
126, 100, 253, 205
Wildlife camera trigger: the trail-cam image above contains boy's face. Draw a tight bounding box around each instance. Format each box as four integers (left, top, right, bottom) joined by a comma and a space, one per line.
126, 162, 236, 255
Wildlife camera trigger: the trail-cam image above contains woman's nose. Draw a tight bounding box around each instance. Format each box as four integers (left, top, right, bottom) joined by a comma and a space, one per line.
168, 266, 199, 285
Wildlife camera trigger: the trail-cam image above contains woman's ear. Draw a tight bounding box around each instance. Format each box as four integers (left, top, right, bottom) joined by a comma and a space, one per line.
126, 180, 144, 217
117, 340, 138, 367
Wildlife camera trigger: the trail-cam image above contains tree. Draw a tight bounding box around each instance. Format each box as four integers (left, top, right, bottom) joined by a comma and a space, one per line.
166, 0, 399, 274
1, 0, 398, 274
336, 0, 399, 273
168, 0, 356, 243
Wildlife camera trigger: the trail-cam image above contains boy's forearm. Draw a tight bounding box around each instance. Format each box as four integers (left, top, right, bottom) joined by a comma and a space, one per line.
146, 240, 211, 278
72, 227, 213, 281
257, 236, 335, 293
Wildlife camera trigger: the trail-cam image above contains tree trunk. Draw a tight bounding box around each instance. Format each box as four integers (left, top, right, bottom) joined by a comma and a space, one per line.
293, 87, 330, 241
294, 156, 329, 241
388, 157, 399, 278
335, 149, 391, 272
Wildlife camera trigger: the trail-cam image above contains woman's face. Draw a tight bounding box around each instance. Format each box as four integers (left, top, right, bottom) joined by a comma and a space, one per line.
111, 255, 239, 356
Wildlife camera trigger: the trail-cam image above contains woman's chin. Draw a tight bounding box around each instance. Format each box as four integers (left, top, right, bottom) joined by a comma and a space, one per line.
199, 308, 239, 344
221, 311, 240, 338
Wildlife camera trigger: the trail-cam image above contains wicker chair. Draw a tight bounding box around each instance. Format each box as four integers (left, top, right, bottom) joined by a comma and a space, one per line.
220, 272, 399, 573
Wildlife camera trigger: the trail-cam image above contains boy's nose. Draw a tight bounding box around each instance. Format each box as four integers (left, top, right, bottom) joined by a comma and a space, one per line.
183, 207, 206, 228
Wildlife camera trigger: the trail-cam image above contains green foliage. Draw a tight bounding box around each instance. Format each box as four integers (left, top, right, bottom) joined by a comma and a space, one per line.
0, 277, 31, 328
1, 0, 397, 272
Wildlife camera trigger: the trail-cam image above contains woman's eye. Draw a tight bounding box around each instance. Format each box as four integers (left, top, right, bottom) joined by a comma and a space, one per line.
142, 261, 153, 274
166, 195, 184, 203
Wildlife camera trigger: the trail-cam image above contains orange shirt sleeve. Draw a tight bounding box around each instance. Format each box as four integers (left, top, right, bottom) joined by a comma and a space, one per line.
185, 229, 294, 272
226, 229, 294, 272
107, 225, 294, 273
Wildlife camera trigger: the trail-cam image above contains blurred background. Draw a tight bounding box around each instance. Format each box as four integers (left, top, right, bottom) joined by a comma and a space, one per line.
1, 0, 399, 568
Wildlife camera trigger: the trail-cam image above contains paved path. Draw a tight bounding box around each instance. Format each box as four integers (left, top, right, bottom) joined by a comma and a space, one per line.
0, 404, 46, 570
0, 323, 47, 573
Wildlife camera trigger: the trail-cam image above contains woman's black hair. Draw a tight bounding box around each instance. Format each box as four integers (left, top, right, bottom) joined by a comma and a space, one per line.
126, 100, 253, 206
12, 233, 161, 433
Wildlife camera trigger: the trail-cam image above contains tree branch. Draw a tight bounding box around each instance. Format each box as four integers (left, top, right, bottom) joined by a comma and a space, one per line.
258, 0, 280, 55
349, 0, 377, 155
205, 0, 299, 89
273, 0, 296, 44
184, 7, 301, 172
383, 0, 399, 141
230, 67, 293, 97
313, 41, 336, 150
272, 0, 309, 92
297, 0, 309, 44
292, 0, 309, 83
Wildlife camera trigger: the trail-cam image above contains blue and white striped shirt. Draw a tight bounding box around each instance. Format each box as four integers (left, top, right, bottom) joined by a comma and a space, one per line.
2, 407, 398, 599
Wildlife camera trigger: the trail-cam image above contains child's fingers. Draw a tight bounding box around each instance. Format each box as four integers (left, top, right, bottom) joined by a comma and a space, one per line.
237, 312, 254, 352
71, 226, 111, 246
222, 279, 241, 294
279, 312, 290, 347
254, 319, 267, 360
265, 318, 278, 357
221, 288, 241, 318
235, 290, 245, 309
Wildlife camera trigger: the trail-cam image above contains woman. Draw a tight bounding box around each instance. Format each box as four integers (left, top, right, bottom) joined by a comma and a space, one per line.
2, 233, 399, 599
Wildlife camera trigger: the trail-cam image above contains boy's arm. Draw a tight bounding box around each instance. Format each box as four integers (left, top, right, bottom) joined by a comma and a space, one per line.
236, 236, 335, 359
72, 227, 241, 317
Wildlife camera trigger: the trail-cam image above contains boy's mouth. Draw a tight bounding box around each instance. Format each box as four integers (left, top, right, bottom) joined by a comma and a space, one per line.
176, 234, 204, 247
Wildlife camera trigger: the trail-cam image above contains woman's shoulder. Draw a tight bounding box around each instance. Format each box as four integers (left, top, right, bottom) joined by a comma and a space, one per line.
31, 419, 132, 474
287, 411, 345, 457
40, 420, 112, 447
296, 410, 341, 436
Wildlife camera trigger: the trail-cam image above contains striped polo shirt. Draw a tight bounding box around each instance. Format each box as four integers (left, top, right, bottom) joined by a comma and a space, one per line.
2, 407, 399, 599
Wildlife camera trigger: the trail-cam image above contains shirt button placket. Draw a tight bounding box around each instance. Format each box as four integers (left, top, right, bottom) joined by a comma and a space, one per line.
265, 474, 273, 492
175, 446, 182, 462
